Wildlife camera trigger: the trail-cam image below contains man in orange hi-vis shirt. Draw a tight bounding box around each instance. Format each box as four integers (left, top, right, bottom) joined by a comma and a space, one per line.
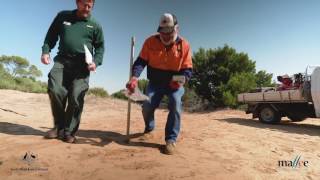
126, 13, 193, 155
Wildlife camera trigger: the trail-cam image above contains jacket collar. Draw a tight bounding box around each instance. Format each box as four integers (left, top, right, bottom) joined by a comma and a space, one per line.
155, 34, 182, 45
73, 9, 91, 21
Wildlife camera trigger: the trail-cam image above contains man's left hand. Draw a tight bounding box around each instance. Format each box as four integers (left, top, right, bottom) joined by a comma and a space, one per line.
88, 63, 96, 72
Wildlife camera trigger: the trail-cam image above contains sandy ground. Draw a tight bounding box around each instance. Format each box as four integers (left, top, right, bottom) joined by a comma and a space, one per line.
0, 89, 320, 180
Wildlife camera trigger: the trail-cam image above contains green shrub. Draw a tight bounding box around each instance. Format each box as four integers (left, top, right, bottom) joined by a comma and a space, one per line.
14, 77, 47, 93
87, 87, 109, 97
222, 91, 237, 107
0, 78, 16, 90
111, 90, 128, 100
0, 55, 47, 93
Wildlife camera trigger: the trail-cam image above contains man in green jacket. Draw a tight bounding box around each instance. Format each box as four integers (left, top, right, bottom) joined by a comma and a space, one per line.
41, 0, 104, 143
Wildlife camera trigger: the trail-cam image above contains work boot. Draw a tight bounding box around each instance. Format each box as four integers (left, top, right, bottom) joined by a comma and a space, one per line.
64, 134, 76, 143
45, 128, 64, 139
164, 141, 177, 155
139, 130, 154, 141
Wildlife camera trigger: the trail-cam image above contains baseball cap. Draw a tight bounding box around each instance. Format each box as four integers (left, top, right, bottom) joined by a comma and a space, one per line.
157, 13, 178, 33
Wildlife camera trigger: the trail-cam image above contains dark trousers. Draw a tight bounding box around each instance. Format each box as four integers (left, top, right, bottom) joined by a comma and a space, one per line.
47, 55, 89, 136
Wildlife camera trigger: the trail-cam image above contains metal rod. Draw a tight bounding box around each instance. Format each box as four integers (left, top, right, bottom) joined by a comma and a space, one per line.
126, 36, 135, 140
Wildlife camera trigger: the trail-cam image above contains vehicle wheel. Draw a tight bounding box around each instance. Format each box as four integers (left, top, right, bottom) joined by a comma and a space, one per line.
258, 105, 281, 124
287, 115, 306, 122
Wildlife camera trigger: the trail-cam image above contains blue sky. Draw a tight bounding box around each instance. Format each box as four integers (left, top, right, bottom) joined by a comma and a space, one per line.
1, 0, 319, 93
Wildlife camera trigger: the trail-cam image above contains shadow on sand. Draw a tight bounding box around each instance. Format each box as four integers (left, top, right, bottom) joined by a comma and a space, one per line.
0, 122, 163, 151
217, 118, 320, 137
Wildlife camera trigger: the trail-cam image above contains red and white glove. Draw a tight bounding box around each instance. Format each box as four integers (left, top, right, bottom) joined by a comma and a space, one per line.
126, 77, 138, 93
169, 81, 181, 90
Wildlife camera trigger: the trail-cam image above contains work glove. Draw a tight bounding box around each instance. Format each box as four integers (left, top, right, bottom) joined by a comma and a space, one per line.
169, 81, 182, 90
169, 75, 186, 90
126, 77, 138, 93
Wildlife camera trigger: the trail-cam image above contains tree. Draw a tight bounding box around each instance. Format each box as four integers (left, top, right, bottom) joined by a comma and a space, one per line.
0, 55, 43, 80
255, 70, 273, 87
189, 45, 272, 108
0, 55, 46, 93
0, 55, 29, 77
222, 72, 257, 107
0, 63, 11, 79
27, 65, 42, 78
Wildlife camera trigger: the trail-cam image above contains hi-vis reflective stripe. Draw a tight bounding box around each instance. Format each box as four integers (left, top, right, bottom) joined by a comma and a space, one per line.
63, 21, 71, 25
86, 25, 94, 28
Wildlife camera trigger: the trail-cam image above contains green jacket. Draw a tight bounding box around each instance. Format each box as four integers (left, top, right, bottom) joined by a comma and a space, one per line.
42, 10, 104, 66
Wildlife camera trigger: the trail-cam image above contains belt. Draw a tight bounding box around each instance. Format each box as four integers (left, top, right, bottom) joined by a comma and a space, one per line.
58, 52, 85, 60
55, 54, 87, 69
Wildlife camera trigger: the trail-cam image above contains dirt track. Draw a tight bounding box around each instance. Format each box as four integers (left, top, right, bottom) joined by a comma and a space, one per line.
0, 90, 319, 180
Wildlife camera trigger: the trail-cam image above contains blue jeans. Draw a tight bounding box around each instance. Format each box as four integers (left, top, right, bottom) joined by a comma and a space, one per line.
142, 83, 185, 143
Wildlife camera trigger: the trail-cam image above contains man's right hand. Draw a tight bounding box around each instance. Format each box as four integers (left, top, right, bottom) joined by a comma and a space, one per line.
41, 54, 51, 65
126, 77, 138, 93
169, 81, 181, 90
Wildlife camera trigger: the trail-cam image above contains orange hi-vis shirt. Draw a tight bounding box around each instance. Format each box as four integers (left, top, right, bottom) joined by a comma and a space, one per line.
132, 34, 193, 86
139, 35, 192, 71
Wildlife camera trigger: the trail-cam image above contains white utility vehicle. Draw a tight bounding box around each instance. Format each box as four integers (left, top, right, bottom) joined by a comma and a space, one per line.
237, 66, 320, 124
